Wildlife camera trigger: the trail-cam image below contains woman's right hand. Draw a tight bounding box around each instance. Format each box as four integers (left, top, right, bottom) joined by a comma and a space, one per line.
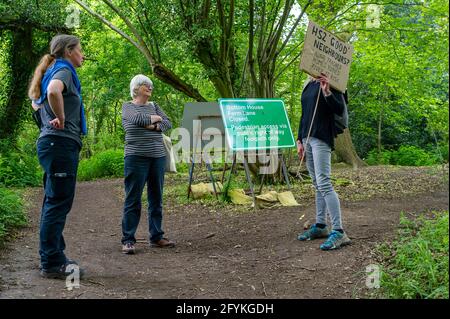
297, 141, 305, 160
151, 115, 162, 123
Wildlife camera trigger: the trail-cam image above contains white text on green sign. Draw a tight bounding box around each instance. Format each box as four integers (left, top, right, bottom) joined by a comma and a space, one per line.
219, 98, 295, 151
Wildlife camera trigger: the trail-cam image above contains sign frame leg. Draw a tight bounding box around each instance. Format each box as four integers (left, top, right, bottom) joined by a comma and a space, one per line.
280, 152, 291, 189
187, 156, 195, 199
243, 153, 257, 210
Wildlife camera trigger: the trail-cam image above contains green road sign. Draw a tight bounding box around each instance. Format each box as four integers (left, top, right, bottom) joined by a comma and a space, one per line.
219, 98, 296, 151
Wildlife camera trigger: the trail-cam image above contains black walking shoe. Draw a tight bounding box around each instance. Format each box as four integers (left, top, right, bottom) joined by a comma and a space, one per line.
40, 260, 85, 280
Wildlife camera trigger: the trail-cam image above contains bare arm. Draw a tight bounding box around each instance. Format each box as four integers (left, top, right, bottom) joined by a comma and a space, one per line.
47, 79, 65, 129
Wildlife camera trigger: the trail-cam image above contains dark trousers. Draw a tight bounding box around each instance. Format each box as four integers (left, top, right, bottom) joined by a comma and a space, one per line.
37, 135, 80, 270
122, 155, 166, 244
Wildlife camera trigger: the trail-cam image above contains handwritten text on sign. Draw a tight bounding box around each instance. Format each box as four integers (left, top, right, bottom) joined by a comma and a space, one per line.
300, 20, 354, 93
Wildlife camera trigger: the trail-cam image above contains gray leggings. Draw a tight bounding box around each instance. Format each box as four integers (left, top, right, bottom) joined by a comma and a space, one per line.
303, 137, 343, 230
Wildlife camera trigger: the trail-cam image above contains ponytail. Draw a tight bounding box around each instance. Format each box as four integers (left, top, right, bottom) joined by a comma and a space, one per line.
28, 34, 79, 101
28, 54, 55, 100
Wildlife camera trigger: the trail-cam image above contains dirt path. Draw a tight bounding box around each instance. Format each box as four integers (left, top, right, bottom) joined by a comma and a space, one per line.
0, 177, 448, 299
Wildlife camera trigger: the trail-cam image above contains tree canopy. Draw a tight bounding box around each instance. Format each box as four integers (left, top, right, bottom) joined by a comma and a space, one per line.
0, 0, 448, 161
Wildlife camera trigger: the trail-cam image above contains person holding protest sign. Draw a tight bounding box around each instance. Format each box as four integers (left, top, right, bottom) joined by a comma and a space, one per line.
121, 74, 175, 254
296, 73, 351, 250
28, 34, 87, 278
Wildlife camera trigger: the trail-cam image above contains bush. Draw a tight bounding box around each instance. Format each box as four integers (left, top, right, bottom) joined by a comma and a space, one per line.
77, 149, 125, 181
391, 145, 438, 166
0, 187, 27, 241
0, 140, 42, 187
78, 149, 193, 181
365, 145, 444, 166
80, 131, 125, 160
434, 144, 449, 163
365, 148, 392, 165
379, 211, 449, 299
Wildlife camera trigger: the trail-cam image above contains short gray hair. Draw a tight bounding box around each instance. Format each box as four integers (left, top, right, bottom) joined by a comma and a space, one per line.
130, 74, 153, 98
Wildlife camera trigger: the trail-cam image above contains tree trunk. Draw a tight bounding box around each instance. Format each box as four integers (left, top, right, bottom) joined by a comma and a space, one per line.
0, 26, 35, 141
377, 90, 387, 162
113, 101, 118, 133
377, 104, 383, 160
334, 129, 367, 169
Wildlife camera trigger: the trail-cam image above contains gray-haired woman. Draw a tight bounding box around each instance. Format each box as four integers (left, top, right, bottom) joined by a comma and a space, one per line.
121, 74, 174, 254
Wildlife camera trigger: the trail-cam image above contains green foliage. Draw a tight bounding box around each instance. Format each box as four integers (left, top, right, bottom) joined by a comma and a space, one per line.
0, 187, 27, 241
347, 0, 449, 158
175, 162, 190, 174
391, 146, 439, 166
0, 1, 70, 141
0, 32, 11, 111
77, 149, 125, 181
378, 211, 449, 299
365, 148, 392, 166
0, 138, 42, 187
3, 0, 446, 166
81, 130, 125, 159
0, 0, 67, 27
435, 143, 449, 163
365, 145, 445, 166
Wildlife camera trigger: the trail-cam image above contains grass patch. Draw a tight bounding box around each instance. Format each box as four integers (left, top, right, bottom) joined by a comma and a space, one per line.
377, 211, 449, 299
0, 145, 42, 187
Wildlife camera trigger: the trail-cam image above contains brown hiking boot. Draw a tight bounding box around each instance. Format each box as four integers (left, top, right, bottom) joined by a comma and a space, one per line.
150, 238, 175, 248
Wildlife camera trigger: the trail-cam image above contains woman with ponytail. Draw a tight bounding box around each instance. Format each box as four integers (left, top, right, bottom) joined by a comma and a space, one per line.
28, 34, 86, 279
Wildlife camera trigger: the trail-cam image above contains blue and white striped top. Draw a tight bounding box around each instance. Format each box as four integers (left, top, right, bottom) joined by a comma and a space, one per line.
122, 101, 172, 158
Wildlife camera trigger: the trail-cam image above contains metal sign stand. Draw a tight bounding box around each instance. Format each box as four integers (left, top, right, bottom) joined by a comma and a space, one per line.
185, 99, 294, 207
223, 150, 291, 209
187, 123, 220, 200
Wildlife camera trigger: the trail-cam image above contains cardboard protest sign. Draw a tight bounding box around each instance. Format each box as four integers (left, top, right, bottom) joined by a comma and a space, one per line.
299, 20, 354, 93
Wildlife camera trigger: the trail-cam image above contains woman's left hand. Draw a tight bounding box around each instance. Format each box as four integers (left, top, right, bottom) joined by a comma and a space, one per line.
318, 72, 332, 96
31, 101, 42, 111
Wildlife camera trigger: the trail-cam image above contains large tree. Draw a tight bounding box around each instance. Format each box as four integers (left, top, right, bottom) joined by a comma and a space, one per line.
70, 0, 448, 170
0, 0, 69, 141
73, 0, 370, 169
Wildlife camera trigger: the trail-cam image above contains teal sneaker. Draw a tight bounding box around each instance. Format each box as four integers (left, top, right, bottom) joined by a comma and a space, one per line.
320, 230, 351, 250
297, 224, 330, 241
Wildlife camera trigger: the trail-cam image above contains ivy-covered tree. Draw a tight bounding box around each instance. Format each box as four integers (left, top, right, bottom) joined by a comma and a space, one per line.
0, 0, 69, 141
